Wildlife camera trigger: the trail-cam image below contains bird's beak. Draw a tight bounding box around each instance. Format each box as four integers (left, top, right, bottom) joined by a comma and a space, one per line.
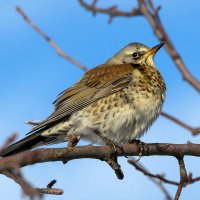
143, 43, 165, 58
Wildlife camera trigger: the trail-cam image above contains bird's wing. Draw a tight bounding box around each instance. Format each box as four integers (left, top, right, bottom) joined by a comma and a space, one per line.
27, 63, 135, 134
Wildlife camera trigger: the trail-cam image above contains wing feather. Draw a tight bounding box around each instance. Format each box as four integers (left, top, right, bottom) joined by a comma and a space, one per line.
27, 63, 135, 134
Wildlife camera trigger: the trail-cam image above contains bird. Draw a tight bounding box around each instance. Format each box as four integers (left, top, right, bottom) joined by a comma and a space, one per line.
0, 42, 166, 157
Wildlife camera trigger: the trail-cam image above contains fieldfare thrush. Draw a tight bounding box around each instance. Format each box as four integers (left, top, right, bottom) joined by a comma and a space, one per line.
0, 42, 166, 157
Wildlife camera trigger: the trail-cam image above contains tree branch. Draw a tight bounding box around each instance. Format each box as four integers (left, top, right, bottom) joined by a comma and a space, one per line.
79, 0, 142, 23
161, 112, 200, 136
128, 159, 173, 200
188, 172, 200, 184
104, 155, 124, 179
174, 157, 188, 200
3, 170, 42, 199
3, 171, 63, 198
16, 6, 88, 72
1, 143, 200, 174
128, 159, 179, 186
129, 157, 200, 200
37, 180, 64, 195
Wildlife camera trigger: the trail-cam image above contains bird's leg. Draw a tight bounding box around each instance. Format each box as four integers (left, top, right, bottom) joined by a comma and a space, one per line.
66, 135, 80, 150
62, 135, 80, 164
93, 130, 122, 154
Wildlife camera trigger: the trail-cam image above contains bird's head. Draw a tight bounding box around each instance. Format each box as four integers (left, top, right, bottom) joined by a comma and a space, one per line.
106, 42, 164, 66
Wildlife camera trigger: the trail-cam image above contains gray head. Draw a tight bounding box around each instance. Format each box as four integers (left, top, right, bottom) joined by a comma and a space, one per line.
106, 42, 164, 66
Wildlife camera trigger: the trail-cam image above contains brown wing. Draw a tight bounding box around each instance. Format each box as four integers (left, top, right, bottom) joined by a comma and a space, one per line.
27, 63, 135, 134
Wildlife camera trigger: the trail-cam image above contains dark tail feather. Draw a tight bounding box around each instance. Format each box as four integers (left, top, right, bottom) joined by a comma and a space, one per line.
0, 133, 47, 157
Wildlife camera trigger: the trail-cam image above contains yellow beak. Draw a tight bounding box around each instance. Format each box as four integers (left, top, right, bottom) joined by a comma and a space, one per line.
143, 43, 165, 58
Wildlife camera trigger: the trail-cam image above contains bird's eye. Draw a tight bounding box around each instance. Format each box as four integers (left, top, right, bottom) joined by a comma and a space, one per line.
132, 52, 138, 58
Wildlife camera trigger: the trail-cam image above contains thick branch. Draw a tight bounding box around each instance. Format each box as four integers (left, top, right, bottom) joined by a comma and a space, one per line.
1, 143, 200, 173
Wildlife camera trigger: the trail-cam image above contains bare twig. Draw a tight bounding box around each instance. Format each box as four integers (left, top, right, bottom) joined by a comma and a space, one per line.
128, 159, 172, 200
47, 179, 57, 188
175, 184, 183, 200
188, 172, 200, 184
79, 0, 142, 23
3, 171, 63, 197
161, 112, 200, 135
3, 170, 42, 200
129, 158, 200, 200
104, 156, 124, 179
1, 134, 64, 198
174, 157, 188, 200
16, 6, 88, 72
38, 188, 63, 195
128, 159, 179, 185
128, 158, 200, 186
37, 180, 64, 195
158, 181, 173, 200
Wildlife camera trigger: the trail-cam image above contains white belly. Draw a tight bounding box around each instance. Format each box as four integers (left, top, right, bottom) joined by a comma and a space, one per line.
67, 94, 163, 144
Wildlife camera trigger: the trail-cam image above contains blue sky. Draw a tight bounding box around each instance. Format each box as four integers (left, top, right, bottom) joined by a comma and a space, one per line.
0, 1, 200, 199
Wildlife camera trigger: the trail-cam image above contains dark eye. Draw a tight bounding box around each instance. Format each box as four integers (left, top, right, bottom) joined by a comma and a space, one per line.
132, 52, 138, 58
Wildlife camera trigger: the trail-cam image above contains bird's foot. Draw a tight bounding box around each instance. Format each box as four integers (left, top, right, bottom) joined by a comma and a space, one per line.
94, 130, 122, 155
129, 139, 147, 161
104, 138, 121, 154
66, 135, 80, 151
62, 135, 80, 164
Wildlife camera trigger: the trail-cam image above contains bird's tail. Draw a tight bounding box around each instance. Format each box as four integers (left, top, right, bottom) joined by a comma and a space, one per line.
0, 133, 47, 157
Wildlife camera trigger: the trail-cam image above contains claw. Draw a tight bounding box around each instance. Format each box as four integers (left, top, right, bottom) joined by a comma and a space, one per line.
130, 139, 145, 161
93, 130, 122, 154
66, 135, 80, 151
